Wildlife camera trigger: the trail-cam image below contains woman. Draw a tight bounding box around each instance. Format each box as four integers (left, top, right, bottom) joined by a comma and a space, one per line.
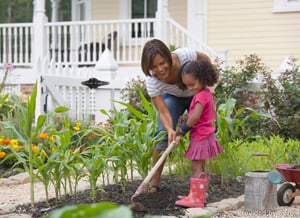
140, 39, 211, 192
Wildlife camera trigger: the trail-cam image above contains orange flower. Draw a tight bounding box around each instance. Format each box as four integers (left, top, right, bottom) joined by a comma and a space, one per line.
80, 147, 86, 152
39, 132, 48, 139
0, 139, 10, 146
87, 134, 97, 140
31, 145, 39, 152
0, 151, 6, 158
18, 145, 25, 149
71, 148, 76, 152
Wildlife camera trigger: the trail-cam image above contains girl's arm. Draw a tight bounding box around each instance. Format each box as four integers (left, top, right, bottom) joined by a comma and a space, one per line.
186, 102, 203, 127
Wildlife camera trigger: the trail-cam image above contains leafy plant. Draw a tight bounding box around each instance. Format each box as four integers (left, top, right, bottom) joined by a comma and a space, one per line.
0, 83, 47, 208
120, 76, 150, 114
213, 97, 279, 185
261, 57, 300, 139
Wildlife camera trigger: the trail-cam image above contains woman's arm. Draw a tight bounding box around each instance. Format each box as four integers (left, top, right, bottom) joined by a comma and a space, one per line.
152, 95, 176, 144
196, 51, 211, 63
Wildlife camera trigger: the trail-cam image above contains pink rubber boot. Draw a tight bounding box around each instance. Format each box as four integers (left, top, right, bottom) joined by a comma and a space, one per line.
175, 177, 208, 208
177, 172, 209, 200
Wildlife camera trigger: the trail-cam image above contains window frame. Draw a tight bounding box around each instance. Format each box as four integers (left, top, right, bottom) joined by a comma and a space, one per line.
273, 0, 300, 13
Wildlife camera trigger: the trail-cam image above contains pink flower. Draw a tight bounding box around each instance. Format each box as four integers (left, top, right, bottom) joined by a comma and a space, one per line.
3, 63, 14, 71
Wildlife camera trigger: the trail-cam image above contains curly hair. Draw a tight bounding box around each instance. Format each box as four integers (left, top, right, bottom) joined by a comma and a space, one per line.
177, 60, 219, 90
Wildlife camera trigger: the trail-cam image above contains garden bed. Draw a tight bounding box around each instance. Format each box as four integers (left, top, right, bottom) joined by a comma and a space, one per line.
14, 174, 244, 218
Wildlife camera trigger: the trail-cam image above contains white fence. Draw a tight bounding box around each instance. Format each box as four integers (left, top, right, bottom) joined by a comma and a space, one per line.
35, 50, 143, 123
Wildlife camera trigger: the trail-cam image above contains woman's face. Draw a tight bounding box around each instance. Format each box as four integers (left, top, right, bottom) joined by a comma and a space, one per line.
182, 73, 203, 94
150, 54, 171, 81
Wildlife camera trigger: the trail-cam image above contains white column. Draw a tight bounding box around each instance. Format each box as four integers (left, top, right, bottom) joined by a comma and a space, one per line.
187, 0, 207, 47
156, 0, 168, 41
33, 0, 48, 119
51, 0, 61, 22
33, 0, 48, 65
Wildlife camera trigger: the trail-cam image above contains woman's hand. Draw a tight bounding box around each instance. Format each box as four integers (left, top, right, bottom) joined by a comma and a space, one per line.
167, 128, 177, 145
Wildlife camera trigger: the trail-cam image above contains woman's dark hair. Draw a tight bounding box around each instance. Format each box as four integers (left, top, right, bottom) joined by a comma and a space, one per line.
141, 39, 172, 76
177, 60, 219, 90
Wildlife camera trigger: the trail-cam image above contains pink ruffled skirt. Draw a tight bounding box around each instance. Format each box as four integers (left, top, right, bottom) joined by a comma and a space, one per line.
184, 133, 223, 160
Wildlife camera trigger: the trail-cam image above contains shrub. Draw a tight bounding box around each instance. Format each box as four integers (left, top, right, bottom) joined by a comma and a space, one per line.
120, 76, 150, 114
215, 54, 300, 139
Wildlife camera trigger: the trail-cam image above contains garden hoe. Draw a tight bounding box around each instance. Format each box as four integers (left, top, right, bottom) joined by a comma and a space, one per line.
130, 136, 180, 212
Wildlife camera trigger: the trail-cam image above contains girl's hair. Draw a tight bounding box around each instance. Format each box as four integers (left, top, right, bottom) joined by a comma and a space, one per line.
177, 60, 219, 90
141, 39, 173, 76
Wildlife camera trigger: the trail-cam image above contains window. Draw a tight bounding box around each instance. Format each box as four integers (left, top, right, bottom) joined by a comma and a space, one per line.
131, 0, 157, 37
273, 0, 300, 12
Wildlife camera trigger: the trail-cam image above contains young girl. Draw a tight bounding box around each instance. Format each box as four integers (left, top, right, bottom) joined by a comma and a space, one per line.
175, 60, 223, 208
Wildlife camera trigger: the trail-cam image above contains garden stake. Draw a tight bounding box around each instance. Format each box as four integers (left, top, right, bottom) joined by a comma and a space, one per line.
130, 137, 180, 212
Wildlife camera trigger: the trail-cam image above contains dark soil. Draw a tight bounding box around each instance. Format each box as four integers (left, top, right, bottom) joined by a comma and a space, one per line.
12, 173, 244, 218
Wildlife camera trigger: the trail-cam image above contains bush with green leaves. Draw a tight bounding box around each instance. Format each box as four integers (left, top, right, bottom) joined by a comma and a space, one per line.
215, 54, 299, 139
260, 57, 300, 139
120, 76, 150, 114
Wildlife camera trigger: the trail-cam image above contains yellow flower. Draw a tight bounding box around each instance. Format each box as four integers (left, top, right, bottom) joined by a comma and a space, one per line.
10, 139, 18, 147
50, 136, 55, 143
73, 122, 81, 131
39, 150, 47, 157
39, 132, 48, 139
51, 146, 56, 152
0, 151, 6, 158
12, 144, 19, 150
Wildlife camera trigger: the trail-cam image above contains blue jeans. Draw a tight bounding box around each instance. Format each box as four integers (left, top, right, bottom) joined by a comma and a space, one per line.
155, 93, 193, 150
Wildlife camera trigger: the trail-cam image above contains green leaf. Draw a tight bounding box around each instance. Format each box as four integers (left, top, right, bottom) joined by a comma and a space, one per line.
54, 106, 70, 113
48, 202, 123, 218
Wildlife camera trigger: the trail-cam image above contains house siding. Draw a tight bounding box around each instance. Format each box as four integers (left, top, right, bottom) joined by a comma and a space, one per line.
169, 0, 187, 27
91, 0, 119, 20
207, 0, 300, 72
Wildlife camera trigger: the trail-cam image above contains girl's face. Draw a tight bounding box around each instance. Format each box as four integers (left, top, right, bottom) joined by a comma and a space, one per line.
182, 73, 203, 94
150, 54, 171, 81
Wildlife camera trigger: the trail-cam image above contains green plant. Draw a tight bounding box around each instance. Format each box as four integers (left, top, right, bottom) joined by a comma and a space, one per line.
169, 44, 179, 52
0, 63, 14, 94
120, 76, 150, 114
214, 54, 267, 108
0, 83, 47, 208
261, 57, 300, 139
213, 97, 279, 185
215, 54, 300, 139
42, 202, 130, 218
102, 88, 162, 180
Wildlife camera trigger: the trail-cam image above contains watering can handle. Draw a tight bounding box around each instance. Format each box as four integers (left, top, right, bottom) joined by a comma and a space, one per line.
244, 152, 274, 174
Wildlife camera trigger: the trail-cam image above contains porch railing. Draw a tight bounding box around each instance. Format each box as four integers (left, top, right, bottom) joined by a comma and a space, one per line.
0, 18, 220, 68
0, 23, 33, 67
